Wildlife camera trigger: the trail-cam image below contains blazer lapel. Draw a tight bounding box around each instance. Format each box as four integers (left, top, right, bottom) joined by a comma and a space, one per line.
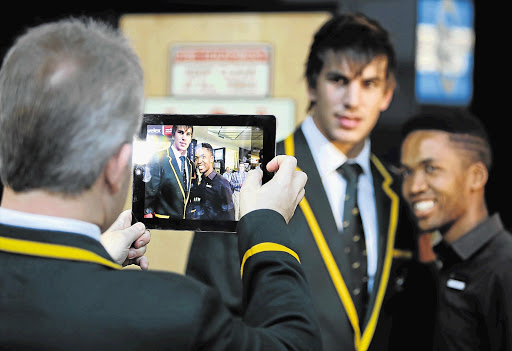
167, 148, 186, 201
365, 155, 397, 318
292, 129, 341, 237
185, 156, 193, 197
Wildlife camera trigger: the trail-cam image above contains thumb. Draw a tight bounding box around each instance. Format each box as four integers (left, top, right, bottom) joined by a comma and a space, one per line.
242, 168, 263, 190
122, 222, 146, 246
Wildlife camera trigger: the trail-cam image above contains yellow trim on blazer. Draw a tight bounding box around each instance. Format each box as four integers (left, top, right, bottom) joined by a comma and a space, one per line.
240, 242, 300, 279
0, 236, 122, 269
155, 213, 170, 219
284, 134, 400, 351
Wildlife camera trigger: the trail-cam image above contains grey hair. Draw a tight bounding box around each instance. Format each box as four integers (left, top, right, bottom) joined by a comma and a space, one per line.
0, 17, 144, 194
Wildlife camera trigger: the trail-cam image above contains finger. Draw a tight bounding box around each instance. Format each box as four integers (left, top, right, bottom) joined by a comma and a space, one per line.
128, 244, 147, 259
266, 155, 294, 173
132, 230, 151, 249
122, 222, 146, 246
137, 256, 149, 271
295, 188, 306, 208
267, 156, 298, 182
241, 168, 263, 190
291, 170, 308, 192
125, 255, 149, 270
106, 209, 132, 232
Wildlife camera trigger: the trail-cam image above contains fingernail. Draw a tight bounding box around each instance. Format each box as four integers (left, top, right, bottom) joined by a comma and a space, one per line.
135, 222, 144, 231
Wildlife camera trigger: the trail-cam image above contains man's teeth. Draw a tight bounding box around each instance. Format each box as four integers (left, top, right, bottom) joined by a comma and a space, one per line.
414, 200, 434, 211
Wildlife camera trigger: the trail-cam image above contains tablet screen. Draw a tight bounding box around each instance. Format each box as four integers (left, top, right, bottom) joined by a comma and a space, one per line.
132, 114, 276, 232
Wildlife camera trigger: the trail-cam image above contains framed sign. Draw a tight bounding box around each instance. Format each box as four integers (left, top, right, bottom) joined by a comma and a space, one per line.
169, 43, 273, 98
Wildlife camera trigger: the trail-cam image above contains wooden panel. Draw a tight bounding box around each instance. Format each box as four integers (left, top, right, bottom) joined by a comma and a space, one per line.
120, 12, 331, 274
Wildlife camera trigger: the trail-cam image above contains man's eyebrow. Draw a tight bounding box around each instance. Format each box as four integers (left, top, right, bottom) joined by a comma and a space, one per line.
399, 158, 435, 168
325, 71, 348, 79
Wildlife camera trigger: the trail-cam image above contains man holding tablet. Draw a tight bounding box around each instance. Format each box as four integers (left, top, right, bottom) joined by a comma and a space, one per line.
0, 17, 321, 350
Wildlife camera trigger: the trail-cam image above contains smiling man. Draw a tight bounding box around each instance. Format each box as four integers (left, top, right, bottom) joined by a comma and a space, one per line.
186, 12, 434, 351
188, 142, 234, 221
400, 108, 512, 351
144, 125, 194, 219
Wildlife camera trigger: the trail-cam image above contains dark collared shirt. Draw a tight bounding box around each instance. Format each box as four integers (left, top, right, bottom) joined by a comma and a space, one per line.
433, 214, 512, 351
187, 170, 235, 221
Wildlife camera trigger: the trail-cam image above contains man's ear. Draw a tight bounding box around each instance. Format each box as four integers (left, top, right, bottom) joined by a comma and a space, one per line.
468, 161, 488, 191
307, 85, 317, 103
104, 143, 133, 194
379, 83, 395, 112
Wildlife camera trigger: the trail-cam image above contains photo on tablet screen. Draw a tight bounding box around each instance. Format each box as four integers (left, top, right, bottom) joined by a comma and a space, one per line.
132, 114, 276, 232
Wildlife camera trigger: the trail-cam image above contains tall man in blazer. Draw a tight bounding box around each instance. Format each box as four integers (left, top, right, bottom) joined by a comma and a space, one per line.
0, 17, 322, 350
186, 12, 434, 351
144, 124, 194, 219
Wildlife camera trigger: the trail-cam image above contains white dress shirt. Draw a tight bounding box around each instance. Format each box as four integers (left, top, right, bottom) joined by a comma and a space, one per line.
0, 207, 101, 241
171, 144, 189, 180
301, 116, 379, 291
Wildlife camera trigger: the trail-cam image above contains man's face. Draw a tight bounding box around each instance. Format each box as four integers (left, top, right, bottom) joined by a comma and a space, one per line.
400, 130, 472, 235
308, 52, 394, 157
195, 147, 214, 175
173, 126, 193, 153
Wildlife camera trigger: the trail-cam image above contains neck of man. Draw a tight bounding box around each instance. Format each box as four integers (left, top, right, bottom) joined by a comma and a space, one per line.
204, 168, 214, 178
171, 143, 187, 156
332, 140, 365, 159
442, 202, 489, 244
1, 186, 107, 232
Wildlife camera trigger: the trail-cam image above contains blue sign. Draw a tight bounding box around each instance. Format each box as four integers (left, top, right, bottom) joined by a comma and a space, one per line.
415, 0, 475, 105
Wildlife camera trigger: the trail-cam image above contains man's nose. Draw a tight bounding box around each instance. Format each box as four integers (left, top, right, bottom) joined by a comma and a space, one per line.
342, 82, 360, 108
408, 171, 428, 194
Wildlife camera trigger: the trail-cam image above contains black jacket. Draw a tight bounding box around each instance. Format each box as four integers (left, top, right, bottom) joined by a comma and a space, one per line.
144, 147, 193, 219
0, 209, 321, 351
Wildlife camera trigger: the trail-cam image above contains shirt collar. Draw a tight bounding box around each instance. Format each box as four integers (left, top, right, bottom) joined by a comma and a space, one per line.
207, 170, 217, 180
0, 207, 101, 241
301, 115, 371, 177
448, 213, 503, 260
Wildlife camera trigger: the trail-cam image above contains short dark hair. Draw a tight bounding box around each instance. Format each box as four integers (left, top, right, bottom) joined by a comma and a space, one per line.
401, 107, 492, 170
171, 125, 193, 138
199, 142, 213, 156
305, 12, 397, 111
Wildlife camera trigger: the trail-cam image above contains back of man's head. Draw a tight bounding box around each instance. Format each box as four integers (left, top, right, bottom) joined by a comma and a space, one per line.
0, 17, 144, 194
401, 107, 492, 170
305, 12, 397, 101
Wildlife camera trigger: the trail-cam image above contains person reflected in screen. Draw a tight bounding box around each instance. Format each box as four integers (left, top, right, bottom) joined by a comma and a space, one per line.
223, 166, 233, 183
188, 142, 234, 221
230, 162, 247, 220
144, 125, 193, 220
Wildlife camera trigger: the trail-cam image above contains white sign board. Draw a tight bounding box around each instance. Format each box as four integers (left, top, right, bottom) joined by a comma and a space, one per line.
169, 43, 272, 98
